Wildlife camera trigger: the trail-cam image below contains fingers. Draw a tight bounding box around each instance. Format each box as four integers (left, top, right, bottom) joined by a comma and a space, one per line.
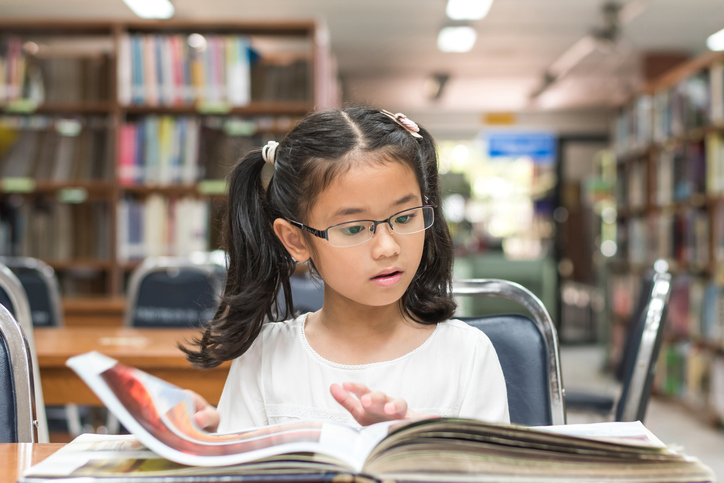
330, 383, 365, 421
194, 405, 220, 432
333, 383, 412, 425
185, 390, 220, 432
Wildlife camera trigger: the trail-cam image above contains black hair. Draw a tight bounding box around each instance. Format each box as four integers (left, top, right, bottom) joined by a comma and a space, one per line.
182, 107, 456, 368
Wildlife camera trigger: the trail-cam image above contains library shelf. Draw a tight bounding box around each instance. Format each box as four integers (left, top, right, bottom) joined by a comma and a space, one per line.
611, 47, 724, 427
123, 102, 314, 116
0, 19, 339, 300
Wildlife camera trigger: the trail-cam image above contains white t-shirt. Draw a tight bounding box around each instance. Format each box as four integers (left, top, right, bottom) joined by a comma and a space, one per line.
217, 314, 510, 432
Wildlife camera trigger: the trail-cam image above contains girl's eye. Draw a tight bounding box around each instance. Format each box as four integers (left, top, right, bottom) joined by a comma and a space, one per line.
394, 213, 414, 224
340, 224, 366, 236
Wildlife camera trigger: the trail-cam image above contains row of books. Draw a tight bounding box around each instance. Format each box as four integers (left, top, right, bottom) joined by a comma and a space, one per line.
654, 341, 724, 424
118, 115, 271, 185
0, 36, 112, 105
117, 195, 210, 261
0, 37, 28, 103
620, 210, 710, 269
118, 33, 252, 107
614, 63, 724, 154
617, 134, 724, 209
0, 116, 113, 182
0, 199, 110, 260
118, 116, 201, 185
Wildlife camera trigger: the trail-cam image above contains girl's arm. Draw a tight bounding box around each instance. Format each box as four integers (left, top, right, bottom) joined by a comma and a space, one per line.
330, 382, 436, 426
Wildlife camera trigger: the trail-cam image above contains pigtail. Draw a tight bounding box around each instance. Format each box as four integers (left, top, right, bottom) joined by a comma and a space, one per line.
181, 149, 296, 368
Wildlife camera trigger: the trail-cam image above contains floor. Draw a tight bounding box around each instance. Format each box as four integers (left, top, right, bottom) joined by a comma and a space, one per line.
561, 344, 724, 480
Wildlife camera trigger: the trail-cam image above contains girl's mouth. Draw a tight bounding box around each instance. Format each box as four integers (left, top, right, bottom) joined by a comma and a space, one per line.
370, 271, 403, 287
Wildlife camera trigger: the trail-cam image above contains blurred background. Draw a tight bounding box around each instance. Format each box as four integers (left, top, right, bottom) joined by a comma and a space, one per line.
1, 0, 724, 476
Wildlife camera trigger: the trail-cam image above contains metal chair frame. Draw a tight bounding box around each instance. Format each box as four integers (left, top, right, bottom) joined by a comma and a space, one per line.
125, 255, 226, 326
0, 297, 37, 442
453, 279, 566, 425
617, 272, 672, 422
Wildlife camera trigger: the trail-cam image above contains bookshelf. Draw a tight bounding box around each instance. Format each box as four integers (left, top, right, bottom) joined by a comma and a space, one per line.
611, 50, 724, 427
0, 20, 338, 303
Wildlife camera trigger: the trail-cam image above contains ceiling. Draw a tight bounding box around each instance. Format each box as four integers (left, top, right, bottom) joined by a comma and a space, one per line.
2, 0, 724, 117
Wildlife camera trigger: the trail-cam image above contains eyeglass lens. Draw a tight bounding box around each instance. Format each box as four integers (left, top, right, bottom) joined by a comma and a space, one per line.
327, 206, 434, 247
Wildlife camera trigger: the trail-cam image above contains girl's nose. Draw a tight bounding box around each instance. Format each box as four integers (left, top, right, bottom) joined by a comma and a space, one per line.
370, 223, 400, 259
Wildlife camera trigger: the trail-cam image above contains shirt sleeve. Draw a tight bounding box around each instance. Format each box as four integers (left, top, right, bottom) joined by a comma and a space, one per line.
216, 332, 268, 432
457, 331, 510, 424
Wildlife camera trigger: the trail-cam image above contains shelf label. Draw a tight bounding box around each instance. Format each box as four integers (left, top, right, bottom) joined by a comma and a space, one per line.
196, 102, 231, 114
58, 188, 88, 204
3, 99, 38, 113
1, 177, 36, 193
198, 179, 227, 195
224, 119, 257, 136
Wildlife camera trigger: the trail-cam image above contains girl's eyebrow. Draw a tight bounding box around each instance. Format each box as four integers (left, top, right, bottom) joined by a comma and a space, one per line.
332, 194, 419, 218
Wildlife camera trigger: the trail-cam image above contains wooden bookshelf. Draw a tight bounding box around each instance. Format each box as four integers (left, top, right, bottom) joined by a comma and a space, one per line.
611, 49, 724, 427
0, 19, 339, 300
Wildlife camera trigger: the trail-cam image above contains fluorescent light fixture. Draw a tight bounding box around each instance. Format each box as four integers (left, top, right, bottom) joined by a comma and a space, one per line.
707, 27, 724, 51
446, 0, 494, 20
437, 26, 477, 53
123, 0, 174, 19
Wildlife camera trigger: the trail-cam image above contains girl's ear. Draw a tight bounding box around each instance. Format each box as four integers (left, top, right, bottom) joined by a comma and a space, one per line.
273, 218, 311, 262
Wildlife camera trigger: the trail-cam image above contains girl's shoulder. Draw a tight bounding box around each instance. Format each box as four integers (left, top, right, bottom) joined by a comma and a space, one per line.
260, 313, 306, 338
434, 318, 495, 346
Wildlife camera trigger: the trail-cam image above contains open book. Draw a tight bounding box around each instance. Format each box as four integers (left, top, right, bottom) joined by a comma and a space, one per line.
22, 351, 715, 483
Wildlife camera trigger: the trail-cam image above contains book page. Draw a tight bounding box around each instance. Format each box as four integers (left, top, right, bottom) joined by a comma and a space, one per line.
65, 351, 390, 470
535, 421, 667, 448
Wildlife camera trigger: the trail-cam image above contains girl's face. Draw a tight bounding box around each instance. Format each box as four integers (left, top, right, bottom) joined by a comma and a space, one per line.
304, 160, 426, 309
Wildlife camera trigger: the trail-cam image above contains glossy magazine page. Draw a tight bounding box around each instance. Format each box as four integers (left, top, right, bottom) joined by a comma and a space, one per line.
65, 351, 391, 470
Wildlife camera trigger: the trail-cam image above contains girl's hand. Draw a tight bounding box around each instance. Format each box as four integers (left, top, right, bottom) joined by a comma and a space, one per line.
186, 390, 220, 432
330, 382, 434, 426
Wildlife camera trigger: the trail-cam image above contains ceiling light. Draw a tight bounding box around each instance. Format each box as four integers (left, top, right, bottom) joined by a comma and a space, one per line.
707, 28, 724, 51
446, 0, 494, 20
437, 26, 477, 53
122, 0, 174, 19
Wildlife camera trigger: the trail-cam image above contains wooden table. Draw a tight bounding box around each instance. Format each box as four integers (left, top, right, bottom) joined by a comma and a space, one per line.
0, 444, 62, 483
35, 327, 230, 406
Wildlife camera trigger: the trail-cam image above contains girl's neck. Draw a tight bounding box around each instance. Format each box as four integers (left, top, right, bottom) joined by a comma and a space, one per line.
303, 296, 436, 365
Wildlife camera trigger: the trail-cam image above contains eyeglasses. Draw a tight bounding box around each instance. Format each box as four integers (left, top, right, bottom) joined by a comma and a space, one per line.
288, 205, 436, 248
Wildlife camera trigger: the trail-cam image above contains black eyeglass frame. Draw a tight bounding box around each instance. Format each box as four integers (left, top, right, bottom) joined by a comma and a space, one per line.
287, 204, 437, 245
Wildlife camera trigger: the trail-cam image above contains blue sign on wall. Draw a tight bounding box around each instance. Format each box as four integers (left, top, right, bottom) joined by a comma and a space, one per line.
486, 132, 557, 163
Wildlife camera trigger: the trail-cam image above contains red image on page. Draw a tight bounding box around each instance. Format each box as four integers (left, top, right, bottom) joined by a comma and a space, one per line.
100, 362, 323, 456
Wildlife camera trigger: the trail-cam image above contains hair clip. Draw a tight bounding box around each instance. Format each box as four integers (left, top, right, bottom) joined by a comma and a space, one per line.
380, 109, 423, 139
262, 141, 279, 165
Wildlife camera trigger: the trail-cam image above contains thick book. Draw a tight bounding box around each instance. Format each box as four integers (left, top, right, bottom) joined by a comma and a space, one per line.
22, 351, 715, 483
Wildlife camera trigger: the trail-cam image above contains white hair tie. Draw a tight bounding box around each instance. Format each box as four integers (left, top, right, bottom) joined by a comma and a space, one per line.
262, 141, 279, 165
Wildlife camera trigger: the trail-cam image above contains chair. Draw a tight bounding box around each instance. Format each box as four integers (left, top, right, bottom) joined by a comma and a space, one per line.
277, 272, 325, 314
564, 270, 672, 422
453, 279, 566, 426
125, 255, 226, 327
0, 264, 46, 442
0, 256, 85, 437
0, 303, 37, 442
0, 257, 63, 328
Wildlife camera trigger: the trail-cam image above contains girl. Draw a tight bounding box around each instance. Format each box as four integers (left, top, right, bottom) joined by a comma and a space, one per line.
183, 107, 509, 432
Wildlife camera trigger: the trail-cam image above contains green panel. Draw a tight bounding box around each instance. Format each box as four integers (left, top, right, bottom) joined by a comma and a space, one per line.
453, 254, 557, 320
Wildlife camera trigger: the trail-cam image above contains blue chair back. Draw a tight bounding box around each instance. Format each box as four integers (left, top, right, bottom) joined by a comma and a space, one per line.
459, 314, 552, 426
0, 258, 63, 327
126, 257, 224, 328
278, 274, 325, 314
0, 304, 36, 442
453, 279, 565, 426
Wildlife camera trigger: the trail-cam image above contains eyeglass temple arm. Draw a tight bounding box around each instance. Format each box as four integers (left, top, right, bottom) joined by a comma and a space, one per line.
288, 220, 327, 240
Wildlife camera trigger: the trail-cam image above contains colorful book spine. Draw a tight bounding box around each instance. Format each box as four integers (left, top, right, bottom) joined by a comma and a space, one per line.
119, 33, 253, 107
